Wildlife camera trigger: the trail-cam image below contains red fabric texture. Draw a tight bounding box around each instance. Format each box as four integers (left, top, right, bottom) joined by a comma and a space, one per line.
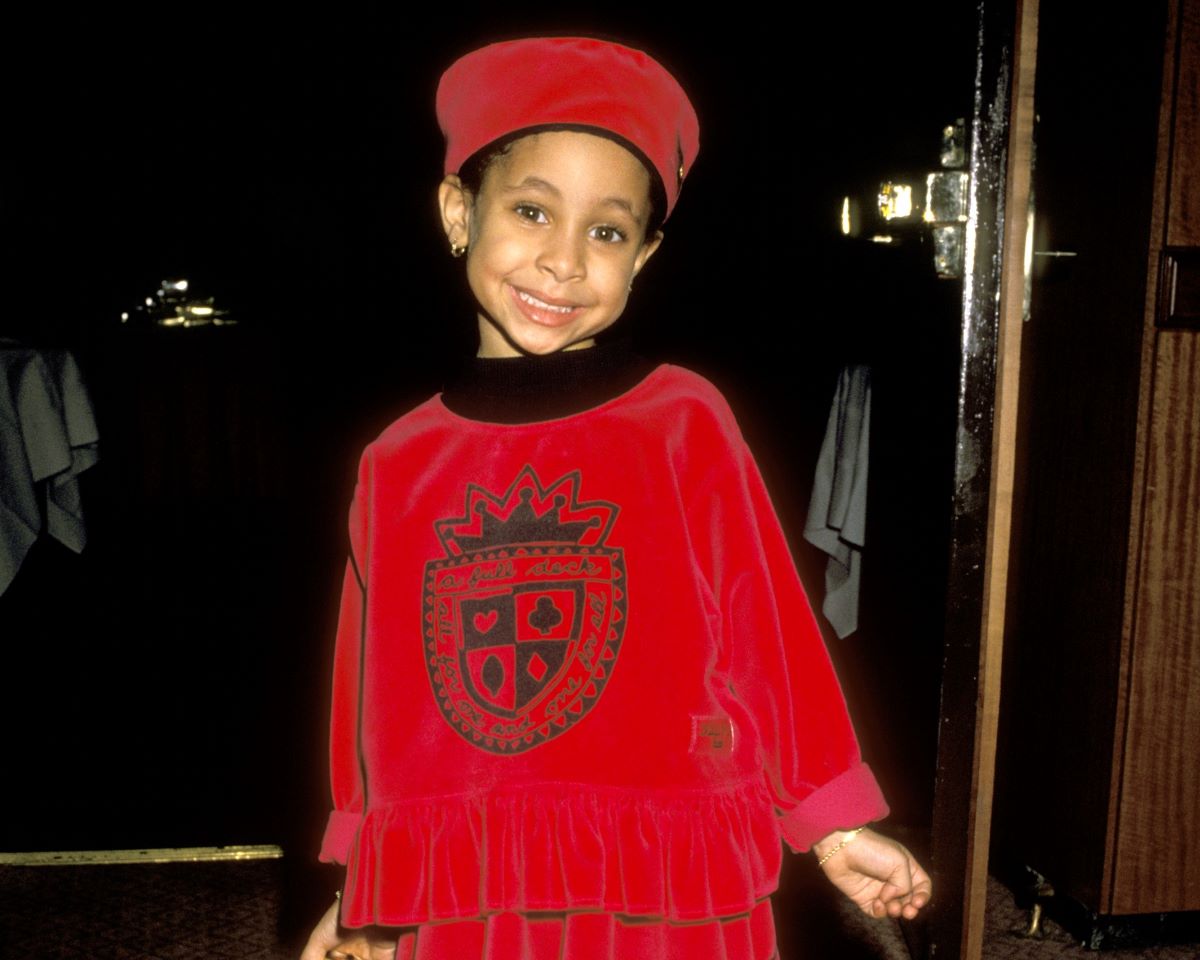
320, 365, 888, 944
390, 900, 777, 960
436, 37, 700, 217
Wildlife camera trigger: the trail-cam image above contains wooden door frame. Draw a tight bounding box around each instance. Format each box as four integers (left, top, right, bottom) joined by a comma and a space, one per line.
924, 1, 1039, 956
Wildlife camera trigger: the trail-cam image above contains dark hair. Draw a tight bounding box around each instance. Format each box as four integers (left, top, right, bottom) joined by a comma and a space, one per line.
457, 125, 666, 238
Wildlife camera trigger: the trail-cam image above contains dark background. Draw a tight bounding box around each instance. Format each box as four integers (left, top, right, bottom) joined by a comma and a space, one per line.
0, 0, 976, 936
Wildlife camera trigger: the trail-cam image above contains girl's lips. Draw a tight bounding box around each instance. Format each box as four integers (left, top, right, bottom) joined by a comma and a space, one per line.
508, 285, 585, 326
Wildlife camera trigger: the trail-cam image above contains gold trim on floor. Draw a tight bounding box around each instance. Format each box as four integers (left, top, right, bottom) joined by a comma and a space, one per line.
0, 844, 283, 866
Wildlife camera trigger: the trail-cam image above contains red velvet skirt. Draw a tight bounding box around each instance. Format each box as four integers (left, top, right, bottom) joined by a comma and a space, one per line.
390, 899, 778, 959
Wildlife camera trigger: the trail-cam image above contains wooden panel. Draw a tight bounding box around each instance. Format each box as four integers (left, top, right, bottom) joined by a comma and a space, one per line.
963, 3, 1039, 957
928, 3, 1018, 955
1113, 329, 1200, 914
992, 0, 1165, 914
1166, 0, 1200, 246
1109, 0, 1200, 915
1108, 0, 1183, 911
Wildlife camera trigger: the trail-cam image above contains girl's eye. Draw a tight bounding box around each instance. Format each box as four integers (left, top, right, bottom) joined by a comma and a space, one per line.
514, 204, 547, 223
590, 225, 627, 244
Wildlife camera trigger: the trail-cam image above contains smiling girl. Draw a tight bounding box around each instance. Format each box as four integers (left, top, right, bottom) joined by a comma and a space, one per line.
444, 130, 662, 358
301, 36, 929, 960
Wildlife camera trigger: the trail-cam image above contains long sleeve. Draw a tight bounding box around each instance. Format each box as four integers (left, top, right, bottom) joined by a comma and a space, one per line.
319, 465, 370, 864
695, 406, 888, 853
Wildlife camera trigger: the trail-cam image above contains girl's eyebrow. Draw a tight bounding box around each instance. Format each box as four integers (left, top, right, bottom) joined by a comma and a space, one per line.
504, 175, 564, 198
600, 196, 641, 222
503, 175, 560, 195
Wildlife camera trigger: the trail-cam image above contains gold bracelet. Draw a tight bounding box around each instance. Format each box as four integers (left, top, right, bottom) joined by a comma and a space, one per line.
816, 827, 865, 867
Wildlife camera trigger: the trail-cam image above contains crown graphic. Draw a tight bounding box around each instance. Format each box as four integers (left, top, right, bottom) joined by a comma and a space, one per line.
435, 465, 618, 557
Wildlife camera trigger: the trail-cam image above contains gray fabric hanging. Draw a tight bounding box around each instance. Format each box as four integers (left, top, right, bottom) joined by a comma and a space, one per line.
803, 365, 870, 638
1, 345, 99, 595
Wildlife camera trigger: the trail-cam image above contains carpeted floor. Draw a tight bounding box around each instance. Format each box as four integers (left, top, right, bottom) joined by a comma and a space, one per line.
0, 860, 288, 959
2, 858, 1199, 959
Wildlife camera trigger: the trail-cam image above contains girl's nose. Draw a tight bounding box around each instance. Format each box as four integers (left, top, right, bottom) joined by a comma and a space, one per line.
536, 230, 586, 283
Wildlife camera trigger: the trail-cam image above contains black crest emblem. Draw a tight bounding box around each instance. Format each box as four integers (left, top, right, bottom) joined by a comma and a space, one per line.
423, 466, 626, 753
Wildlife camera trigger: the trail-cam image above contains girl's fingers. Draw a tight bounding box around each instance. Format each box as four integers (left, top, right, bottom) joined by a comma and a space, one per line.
368, 941, 398, 960
299, 902, 341, 960
906, 853, 933, 907
331, 935, 398, 960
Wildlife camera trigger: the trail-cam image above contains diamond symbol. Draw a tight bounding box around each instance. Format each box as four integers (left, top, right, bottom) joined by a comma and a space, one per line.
527, 653, 548, 682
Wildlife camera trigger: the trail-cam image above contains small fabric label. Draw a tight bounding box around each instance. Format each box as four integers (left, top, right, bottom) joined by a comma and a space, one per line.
691, 715, 734, 755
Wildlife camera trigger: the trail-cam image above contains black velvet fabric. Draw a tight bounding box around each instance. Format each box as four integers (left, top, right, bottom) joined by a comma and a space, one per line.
440, 340, 655, 424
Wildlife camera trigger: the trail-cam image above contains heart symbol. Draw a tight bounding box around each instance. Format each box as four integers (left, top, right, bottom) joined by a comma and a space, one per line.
473, 610, 499, 634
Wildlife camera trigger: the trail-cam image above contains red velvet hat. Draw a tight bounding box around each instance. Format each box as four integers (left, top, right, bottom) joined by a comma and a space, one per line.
437, 37, 700, 219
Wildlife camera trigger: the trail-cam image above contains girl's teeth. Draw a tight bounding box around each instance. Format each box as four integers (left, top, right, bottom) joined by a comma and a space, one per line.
519, 291, 573, 314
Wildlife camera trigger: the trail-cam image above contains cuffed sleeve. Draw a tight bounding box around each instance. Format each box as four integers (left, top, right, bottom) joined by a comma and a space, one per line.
776, 761, 887, 852
320, 463, 370, 865
320, 808, 365, 864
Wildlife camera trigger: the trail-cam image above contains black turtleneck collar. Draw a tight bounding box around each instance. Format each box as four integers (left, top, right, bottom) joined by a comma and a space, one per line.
440, 339, 656, 424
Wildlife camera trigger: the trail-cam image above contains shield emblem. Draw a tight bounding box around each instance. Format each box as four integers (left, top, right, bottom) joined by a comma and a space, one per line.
423, 467, 626, 753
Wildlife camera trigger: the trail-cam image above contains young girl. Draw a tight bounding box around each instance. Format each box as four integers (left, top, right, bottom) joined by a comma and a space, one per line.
301, 36, 930, 960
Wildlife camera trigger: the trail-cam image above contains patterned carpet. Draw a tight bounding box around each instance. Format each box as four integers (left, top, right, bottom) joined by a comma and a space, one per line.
2, 857, 1199, 959
0, 860, 291, 959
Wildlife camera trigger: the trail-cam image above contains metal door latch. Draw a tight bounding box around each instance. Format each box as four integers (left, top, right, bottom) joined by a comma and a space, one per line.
842, 119, 972, 278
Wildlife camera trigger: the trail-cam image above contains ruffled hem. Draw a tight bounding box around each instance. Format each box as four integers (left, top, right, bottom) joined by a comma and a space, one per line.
388, 901, 778, 960
336, 779, 783, 928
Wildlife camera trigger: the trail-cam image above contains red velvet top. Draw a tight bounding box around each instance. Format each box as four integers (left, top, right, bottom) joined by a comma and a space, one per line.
320, 364, 887, 930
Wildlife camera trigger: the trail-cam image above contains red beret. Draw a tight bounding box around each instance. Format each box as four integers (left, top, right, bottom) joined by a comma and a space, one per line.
436, 37, 700, 219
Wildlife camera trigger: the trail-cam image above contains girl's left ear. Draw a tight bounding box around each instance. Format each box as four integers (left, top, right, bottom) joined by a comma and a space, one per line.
438, 175, 472, 250
633, 229, 665, 278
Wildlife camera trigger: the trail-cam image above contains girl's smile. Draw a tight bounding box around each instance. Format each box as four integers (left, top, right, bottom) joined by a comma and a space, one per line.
438, 130, 663, 357
509, 285, 585, 326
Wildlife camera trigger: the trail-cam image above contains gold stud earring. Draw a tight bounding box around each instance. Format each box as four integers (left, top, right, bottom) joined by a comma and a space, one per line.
450, 240, 467, 258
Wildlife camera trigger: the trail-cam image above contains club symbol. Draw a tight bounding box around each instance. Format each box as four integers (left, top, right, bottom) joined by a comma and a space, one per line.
528, 596, 564, 636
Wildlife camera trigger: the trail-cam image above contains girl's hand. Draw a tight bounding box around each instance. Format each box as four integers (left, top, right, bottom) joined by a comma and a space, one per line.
812, 828, 932, 920
299, 900, 397, 960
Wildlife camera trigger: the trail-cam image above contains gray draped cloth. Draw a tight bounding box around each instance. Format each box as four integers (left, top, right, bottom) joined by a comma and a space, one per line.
0, 343, 100, 595
803, 365, 870, 639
